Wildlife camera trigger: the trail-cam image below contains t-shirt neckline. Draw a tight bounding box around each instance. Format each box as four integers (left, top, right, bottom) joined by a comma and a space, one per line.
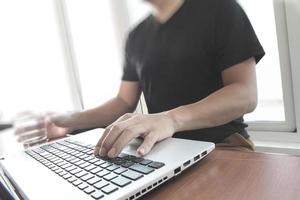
150, 0, 189, 27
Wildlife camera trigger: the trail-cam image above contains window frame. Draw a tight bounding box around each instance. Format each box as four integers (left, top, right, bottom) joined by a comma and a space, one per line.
285, 0, 300, 133
245, 0, 296, 132
55, 0, 84, 110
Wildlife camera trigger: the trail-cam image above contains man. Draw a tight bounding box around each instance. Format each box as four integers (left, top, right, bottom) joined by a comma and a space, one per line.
25, 0, 265, 158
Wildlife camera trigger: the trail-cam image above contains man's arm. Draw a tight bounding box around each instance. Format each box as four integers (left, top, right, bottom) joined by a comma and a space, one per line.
52, 81, 141, 131
166, 57, 257, 132
95, 58, 257, 158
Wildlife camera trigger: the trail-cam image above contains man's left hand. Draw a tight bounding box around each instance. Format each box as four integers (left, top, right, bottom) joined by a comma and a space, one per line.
94, 113, 176, 158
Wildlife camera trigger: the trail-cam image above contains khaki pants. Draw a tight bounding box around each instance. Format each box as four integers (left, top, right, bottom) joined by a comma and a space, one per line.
216, 133, 255, 152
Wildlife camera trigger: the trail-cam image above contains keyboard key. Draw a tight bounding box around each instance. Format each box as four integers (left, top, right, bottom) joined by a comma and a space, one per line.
111, 157, 126, 165
114, 167, 128, 175
101, 184, 118, 194
91, 190, 104, 199
122, 170, 143, 181
106, 164, 120, 171
67, 176, 77, 183
87, 176, 101, 185
84, 156, 94, 162
81, 148, 91, 153
72, 179, 82, 186
96, 170, 110, 177
81, 174, 94, 181
57, 141, 70, 146
73, 160, 85, 166
76, 152, 85, 157
70, 151, 81, 156
139, 159, 153, 165
94, 160, 105, 166
94, 180, 109, 189
55, 151, 65, 157
53, 159, 64, 165
69, 168, 82, 175
74, 171, 88, 178
58, 170, 68, 176
60, 163, 72, 169
121, 161, 135, 168
129, 164, 154, 175
54, 168, 63, 174
79, 162, 90, 168
84, 186, 95, 194
65, 149, 76, 154
61, 154, 72, 160
148, 162, 165, 169
78, 183, 89, 190
123, 155, 144, 163
47, 164, 56, 169
111, 176, 131, 187
66, 156, 78, 163
51, 166, 60, 171
65, 165, 77, 172
69, 158, 81, 164
32, 148, 47, 154
117, 153, 130, 158
85, 164, 97, 172
100, 162, 113, 168
103, 173, 117, 181
65, 156, 77, 162
86, 144, 95, 149
86, 150, 95, 155
79, 154, 89, 159
62, 173, 72, 179
89, 158, 100, 164
90, 167, 103, 174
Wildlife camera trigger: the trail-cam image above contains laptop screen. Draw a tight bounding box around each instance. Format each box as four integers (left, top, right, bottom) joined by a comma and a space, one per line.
0, 164, 15, 200
0, 178, 15, 200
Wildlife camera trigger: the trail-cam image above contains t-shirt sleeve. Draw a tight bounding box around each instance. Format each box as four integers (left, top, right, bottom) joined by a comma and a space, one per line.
215, 0, 265, 71
121, 32, 139, 81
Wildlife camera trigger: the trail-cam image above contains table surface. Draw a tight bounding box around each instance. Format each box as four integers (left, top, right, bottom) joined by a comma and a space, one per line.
143, 149, 300, 200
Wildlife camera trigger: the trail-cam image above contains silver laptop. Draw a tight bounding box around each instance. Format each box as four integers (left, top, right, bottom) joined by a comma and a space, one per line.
0, 129, 215, 200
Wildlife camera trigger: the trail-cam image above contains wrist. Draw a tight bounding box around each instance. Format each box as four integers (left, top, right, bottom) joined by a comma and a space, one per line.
162, 109, 181, 133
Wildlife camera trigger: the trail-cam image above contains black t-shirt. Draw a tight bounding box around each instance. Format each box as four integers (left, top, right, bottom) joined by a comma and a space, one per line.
122, 0, 265, 143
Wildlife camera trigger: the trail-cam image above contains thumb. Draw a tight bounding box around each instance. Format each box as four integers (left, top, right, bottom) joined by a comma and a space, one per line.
137, 133, 158, 156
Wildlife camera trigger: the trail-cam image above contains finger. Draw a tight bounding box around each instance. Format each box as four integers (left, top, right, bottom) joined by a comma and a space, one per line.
108, 125, 146, 158
94, 127, 112, 156
137, 132, 159, 156
100, 116, 142, 157
94, 113, 136, 156
16, 128, 47, 143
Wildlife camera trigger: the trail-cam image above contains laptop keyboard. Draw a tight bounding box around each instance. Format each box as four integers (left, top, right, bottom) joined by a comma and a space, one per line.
25, 139, 165, 199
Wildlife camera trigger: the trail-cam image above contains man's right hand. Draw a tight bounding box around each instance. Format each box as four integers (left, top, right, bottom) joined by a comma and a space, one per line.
48, 113, 77, 139
14, 112, 76, 144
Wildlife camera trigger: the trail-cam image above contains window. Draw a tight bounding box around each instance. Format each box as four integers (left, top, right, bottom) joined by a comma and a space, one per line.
64, 0, 122, 109
238, 0, 296, 131
0, 0, 74, 121
238, 0, 284, 121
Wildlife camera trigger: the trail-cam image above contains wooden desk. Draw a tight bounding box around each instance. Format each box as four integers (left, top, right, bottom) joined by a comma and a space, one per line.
143, 150, 300, 200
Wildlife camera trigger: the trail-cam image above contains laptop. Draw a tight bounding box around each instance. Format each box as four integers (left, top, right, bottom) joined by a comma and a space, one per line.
0, 129, 215, 200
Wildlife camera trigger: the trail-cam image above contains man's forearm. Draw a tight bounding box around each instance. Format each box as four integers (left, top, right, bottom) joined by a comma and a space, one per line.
66, 96, 136, 130
165, 83, 257, 133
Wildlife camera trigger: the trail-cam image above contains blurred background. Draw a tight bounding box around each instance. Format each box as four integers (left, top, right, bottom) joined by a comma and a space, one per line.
0, 0, 299, 155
